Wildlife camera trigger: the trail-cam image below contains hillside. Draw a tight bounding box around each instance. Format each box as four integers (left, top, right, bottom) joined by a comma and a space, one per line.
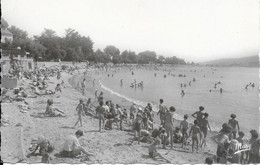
200, 55, 259, 67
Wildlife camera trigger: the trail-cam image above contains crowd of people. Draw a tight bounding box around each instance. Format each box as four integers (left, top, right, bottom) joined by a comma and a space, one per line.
2, 63, 259, 164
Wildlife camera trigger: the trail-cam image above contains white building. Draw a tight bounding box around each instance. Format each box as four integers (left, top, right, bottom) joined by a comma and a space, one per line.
1, 28, 13, 43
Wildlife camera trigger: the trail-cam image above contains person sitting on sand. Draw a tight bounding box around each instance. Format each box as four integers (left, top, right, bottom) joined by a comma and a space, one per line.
228, 114, 240, 139
188, 120, 202, 153
148, 138, 171, 163
173, 127, 183, 143
96, 101, 105, 132
55, 84, 62, 93
191, 106, 205, 127
205, 157, 213, 164
45, 99, 65, 117
60, 130, 94, 158
73, 99, 85, 128
163, 106, 175, 149
27, 135, 55, 163
200, 113, 212, 148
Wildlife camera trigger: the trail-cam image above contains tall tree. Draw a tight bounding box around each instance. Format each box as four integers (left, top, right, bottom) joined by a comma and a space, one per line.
1, 18, 9, 29
137, 51, 157, 64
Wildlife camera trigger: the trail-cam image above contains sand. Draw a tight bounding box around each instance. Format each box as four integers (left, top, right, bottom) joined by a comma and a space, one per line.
1, 67, 217, 164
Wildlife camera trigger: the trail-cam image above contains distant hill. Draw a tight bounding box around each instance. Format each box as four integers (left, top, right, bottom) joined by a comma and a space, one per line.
200, 55, 259, 67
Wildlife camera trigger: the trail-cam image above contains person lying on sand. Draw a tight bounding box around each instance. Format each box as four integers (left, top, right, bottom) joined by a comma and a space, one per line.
59, 130, 94, 159
33, 86, 55, 96
148, 138, 171, 163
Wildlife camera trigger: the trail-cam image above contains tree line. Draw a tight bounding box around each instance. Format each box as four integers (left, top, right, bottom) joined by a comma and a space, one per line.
1, 18, 186, 65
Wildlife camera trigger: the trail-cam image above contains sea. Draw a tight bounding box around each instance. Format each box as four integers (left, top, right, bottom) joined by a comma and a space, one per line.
85, 66, 259, 135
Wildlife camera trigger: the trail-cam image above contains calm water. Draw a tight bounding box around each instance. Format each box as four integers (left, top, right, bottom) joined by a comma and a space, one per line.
92, 66, 259, 133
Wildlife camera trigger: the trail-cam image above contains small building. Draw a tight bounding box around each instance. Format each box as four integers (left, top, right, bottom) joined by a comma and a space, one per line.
1, 48, 34, 76
1, 28, 13, 43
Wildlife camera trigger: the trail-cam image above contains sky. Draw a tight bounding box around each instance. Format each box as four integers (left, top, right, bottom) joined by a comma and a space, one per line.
2, 0, 259, 62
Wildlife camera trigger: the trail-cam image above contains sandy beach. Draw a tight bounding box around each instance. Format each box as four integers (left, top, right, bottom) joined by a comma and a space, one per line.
1, 66, 218, 164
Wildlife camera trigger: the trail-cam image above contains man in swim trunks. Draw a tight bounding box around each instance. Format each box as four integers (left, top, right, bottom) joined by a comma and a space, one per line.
157, 99, 167, 126
228, 114, 240, 139
60, 130, 93, 158
163, 106, 175, 149
96, 101, 105, 132
180, 114, 189, 149
200, 113, 212, 148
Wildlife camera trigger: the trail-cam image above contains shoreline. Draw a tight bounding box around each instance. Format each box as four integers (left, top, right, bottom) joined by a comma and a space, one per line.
2, 65, 247, 163
68, 69, 218, 155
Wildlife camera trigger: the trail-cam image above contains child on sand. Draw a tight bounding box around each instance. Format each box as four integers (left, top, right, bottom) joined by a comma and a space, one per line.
228, 114, 240, 139
180, 114, 189, 149
96, 101, 105, 132
27, 135, 55, 163
73, 99, 85, 127
148, 138, 171, 163
191, 106, 205, 127
200, 113, 211, 148
188, 120, 202, 153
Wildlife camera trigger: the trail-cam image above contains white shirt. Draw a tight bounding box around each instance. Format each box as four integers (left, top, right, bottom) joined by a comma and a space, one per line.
62, 135, 81, 152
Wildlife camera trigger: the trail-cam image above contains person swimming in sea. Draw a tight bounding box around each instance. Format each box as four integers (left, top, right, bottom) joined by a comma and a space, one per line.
220, 88, 223, 93
120, 79, 123, 86
181, 90, 185, 97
